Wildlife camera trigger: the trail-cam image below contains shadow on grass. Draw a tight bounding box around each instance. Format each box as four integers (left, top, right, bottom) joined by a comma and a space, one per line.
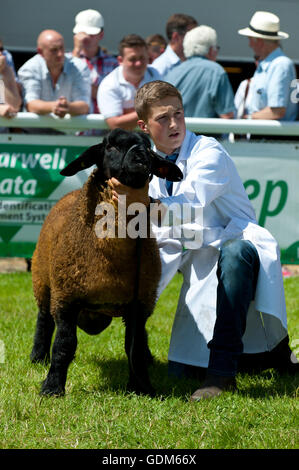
88, 355, 298, 400
237, 370, 299, 399
88, 354, 197, 398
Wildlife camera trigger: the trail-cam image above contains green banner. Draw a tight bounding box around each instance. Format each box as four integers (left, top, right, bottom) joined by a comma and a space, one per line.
0, 140, 91, 257
0, 138, 298, 263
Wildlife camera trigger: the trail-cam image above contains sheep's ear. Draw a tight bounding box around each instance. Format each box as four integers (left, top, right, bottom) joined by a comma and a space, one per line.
150, 150, 183, 182
60, 143, 105, 176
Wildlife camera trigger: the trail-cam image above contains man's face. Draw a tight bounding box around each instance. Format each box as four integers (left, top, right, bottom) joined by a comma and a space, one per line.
147, 44, 165, 63
78, 32, 103, 50
39, 37, 65, 69
118, 46, 149, 81
138, 96, 186, 155
248, 37, 263, 57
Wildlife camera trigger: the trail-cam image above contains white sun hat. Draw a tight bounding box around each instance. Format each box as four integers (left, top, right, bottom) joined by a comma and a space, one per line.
238, 11, 289, 40
73, 9, 104, 35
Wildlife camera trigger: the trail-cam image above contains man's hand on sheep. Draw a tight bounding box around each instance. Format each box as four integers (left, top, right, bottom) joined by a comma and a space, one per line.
109, 177, 151, 210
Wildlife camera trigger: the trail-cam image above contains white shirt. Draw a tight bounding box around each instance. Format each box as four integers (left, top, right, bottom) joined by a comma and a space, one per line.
97, 65, 161, 118
151, 45, 181, 78
149, 130, 287, 366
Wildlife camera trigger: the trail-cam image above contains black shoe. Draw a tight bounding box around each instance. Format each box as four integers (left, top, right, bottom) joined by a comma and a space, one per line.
273, 336, 299, 374
238, 335, 299, 375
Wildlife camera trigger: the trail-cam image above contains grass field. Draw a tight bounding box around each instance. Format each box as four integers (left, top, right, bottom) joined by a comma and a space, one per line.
0, 271, 298, 449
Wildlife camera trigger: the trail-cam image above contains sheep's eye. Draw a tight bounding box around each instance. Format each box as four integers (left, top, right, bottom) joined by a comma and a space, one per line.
106, 144, 118, 153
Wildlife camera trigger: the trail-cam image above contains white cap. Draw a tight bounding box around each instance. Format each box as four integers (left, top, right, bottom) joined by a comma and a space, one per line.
73, 9, 104, 35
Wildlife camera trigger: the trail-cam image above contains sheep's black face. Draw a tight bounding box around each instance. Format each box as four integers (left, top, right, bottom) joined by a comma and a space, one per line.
60, 128, 183, 185
103, 130, 152, 189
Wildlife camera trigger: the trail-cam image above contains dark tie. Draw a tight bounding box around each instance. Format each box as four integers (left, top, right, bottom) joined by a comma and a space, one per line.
165, 153, 178, 195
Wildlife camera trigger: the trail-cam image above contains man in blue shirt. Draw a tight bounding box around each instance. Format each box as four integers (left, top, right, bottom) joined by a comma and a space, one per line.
18, 30, 91, 117
151, 13, 197, 78
238, 11, 297, 121
165, 25, 235, 119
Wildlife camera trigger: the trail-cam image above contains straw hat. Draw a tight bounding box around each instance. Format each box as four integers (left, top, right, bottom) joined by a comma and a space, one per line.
73, 9, 104, 35
238, 11, 289, 40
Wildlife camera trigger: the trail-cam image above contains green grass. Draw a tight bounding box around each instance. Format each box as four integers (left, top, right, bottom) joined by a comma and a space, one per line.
0, 272, 298, 449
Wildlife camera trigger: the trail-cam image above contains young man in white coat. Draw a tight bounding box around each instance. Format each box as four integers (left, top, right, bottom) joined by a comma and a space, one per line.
109, 80, 298, 400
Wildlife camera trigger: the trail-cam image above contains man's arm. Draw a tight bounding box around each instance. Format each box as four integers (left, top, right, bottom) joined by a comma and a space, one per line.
106, 109, 138, 131
27, 97, 89, 117
26, 100, 57, 114
250, 106, 286, 120
67, 100, 89, 115
0, 55, 22, 110
219, 111, 234, 119
0, 104, 18, 117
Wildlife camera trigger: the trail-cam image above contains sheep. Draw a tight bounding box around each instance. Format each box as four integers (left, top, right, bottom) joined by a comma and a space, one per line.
30, 128, 183, 397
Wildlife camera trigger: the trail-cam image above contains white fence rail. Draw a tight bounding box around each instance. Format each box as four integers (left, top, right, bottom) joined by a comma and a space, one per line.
1, 113, 299, 136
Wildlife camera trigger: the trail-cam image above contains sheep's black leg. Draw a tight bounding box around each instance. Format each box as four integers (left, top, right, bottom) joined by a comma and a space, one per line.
31, 301, 55, 364
41, 307, 78, 396
124, 301, 155, 397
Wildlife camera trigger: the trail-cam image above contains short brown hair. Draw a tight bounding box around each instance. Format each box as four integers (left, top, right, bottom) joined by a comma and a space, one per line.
135, 80, 183, 121
118, 34, 147, 56
166, 13, 198, 40
146, 34, 167, 49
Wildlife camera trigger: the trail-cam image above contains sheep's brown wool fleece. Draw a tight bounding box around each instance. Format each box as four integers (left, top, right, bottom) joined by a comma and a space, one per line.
32, 171, 161, 318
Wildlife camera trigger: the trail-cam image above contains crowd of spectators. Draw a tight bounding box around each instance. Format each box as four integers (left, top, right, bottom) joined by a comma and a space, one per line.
165, 25, 235, 119
0, 9, 298, 133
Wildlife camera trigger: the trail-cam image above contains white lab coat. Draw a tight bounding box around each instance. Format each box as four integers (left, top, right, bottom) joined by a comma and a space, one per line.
149, 130, 288, 367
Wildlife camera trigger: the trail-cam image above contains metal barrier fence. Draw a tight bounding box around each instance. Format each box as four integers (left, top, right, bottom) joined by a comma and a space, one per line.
1, 113, 299, 135
0, 113, 298, 263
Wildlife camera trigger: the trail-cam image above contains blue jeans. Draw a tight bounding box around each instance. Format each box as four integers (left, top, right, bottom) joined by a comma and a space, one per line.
207, 239, 260, 377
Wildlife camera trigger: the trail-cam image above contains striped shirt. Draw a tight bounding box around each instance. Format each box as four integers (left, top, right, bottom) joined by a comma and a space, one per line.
67, 49, 118, 113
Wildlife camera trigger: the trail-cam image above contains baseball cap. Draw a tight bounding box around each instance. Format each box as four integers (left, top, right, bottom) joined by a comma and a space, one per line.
73, 9, 104, 35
